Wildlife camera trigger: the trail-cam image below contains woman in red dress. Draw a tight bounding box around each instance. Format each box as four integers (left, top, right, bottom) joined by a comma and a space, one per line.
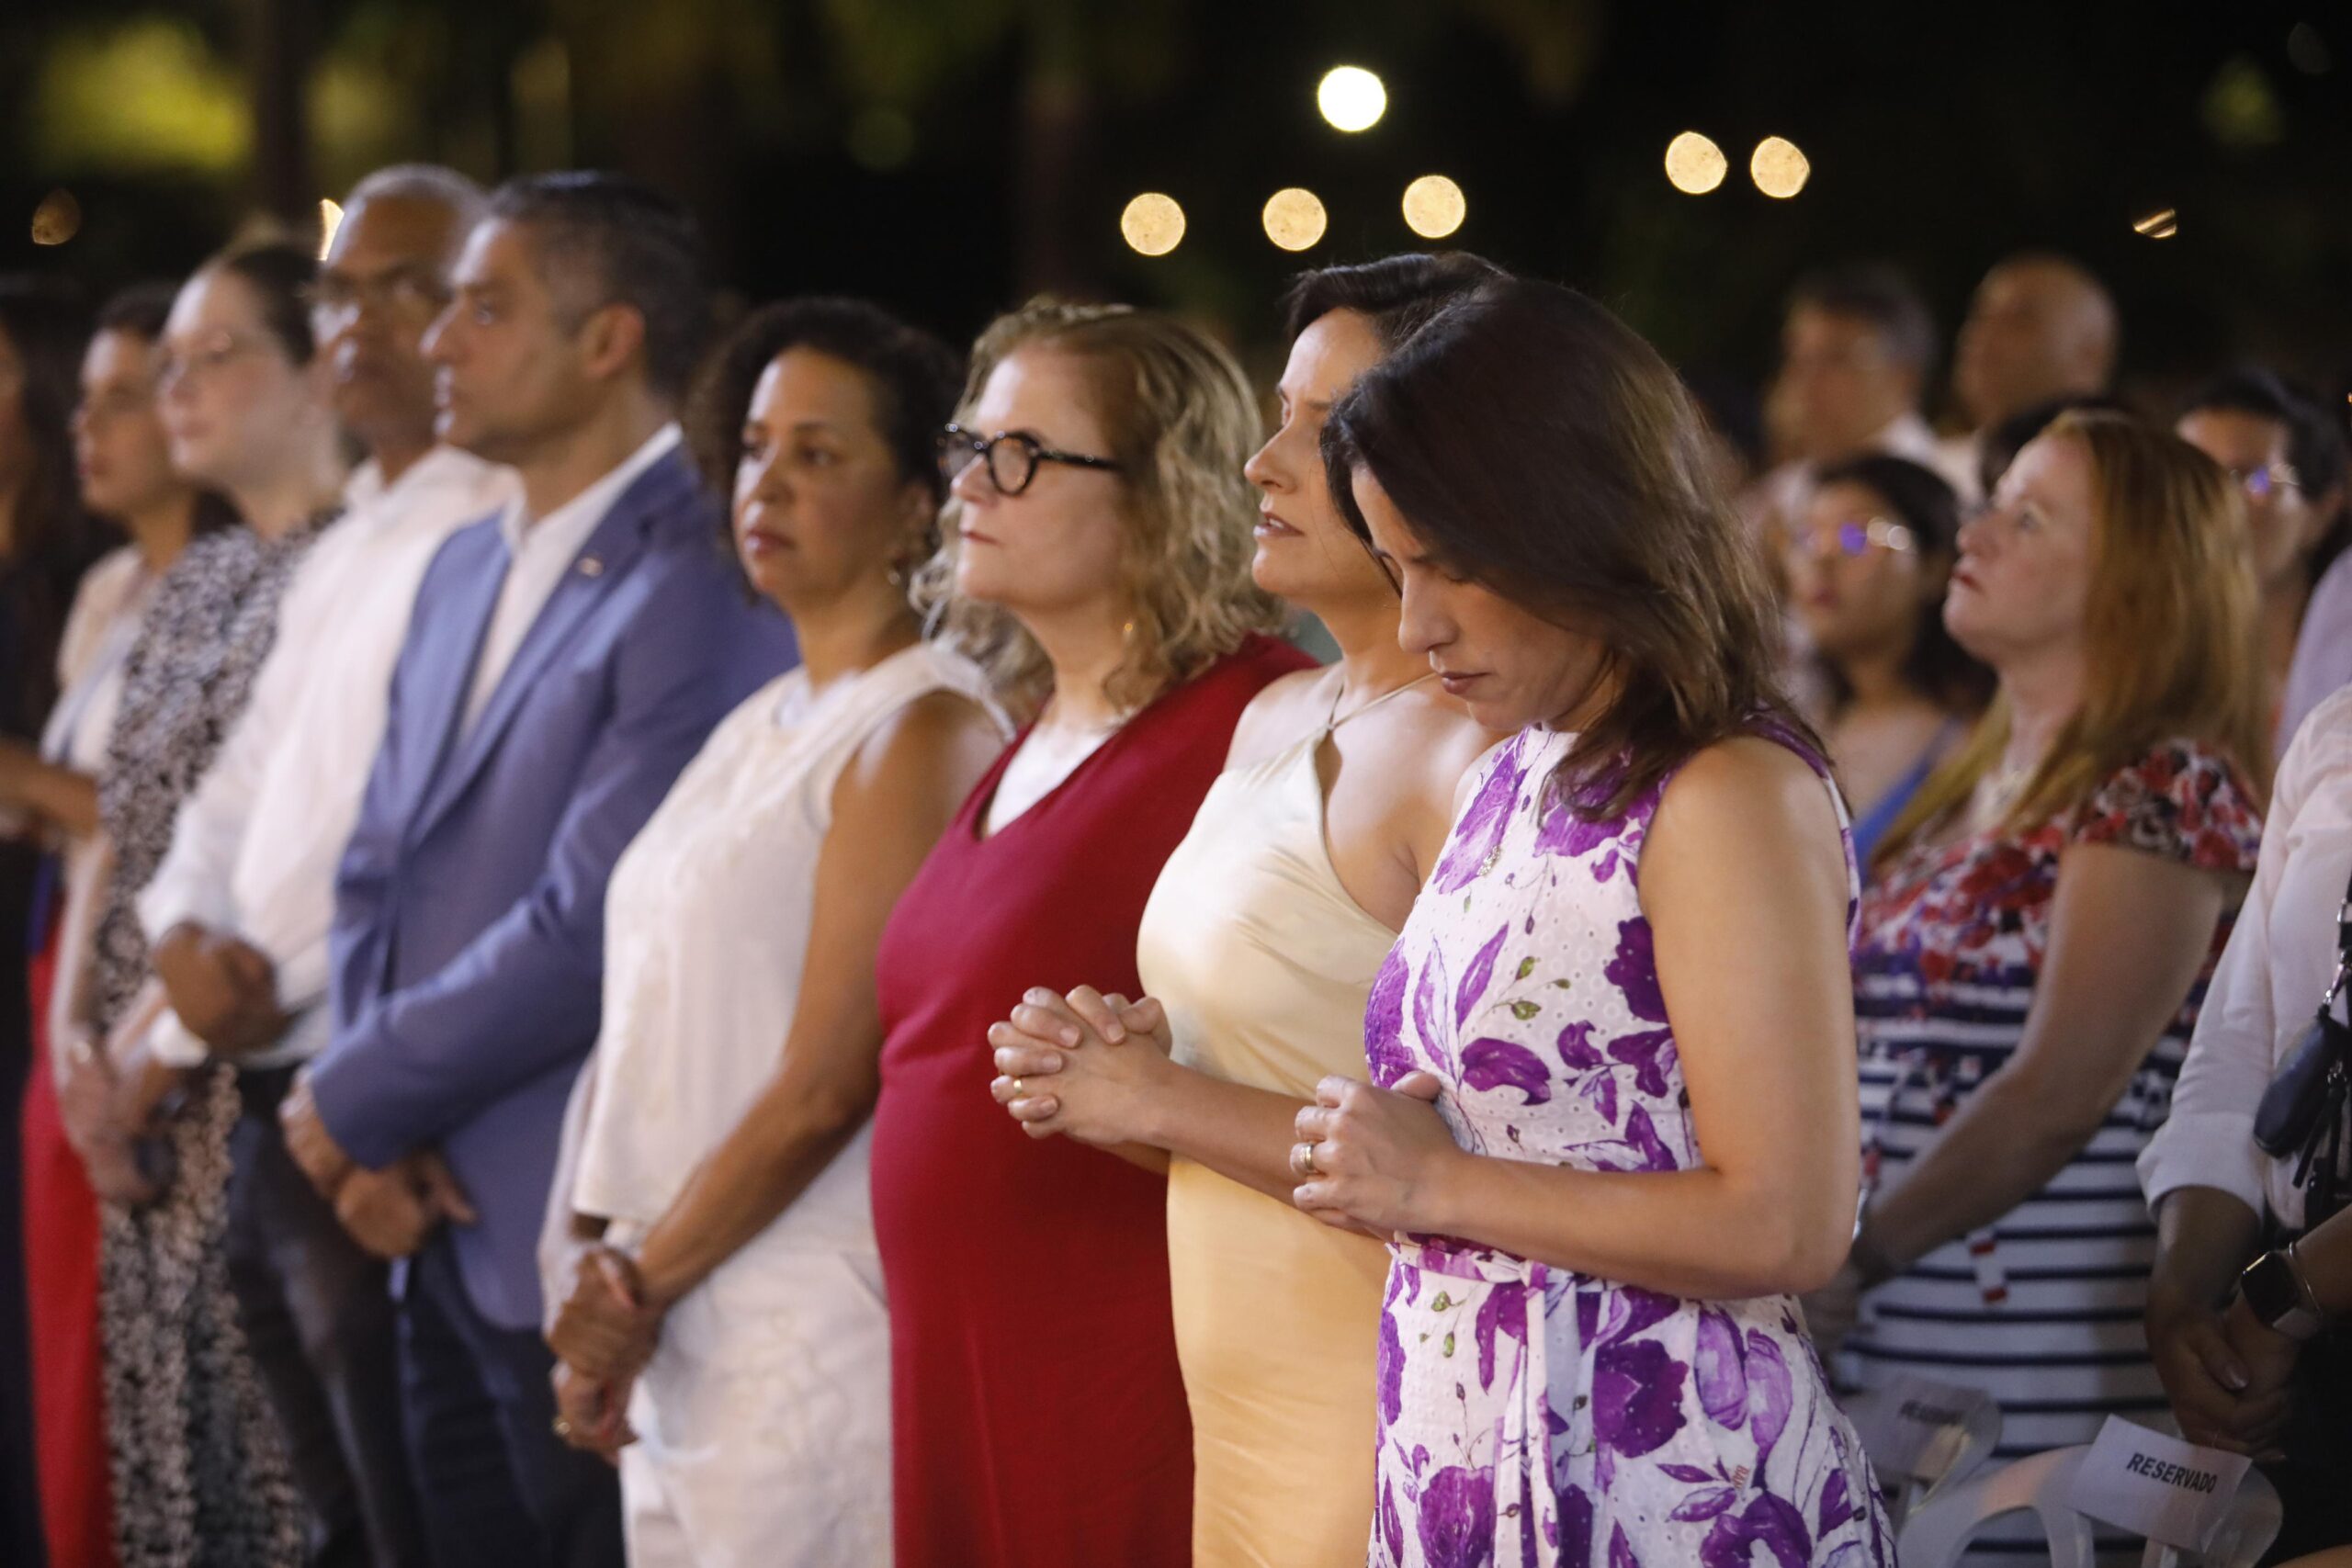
872, 300, 1309, 1567
11, 285, 220, 1568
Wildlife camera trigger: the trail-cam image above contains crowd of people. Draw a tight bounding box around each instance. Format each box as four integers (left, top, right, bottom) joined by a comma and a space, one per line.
0, 157, 2346, 1568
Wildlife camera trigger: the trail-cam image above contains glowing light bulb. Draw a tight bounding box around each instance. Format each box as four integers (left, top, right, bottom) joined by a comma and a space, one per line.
1401, 175, 1466, 238
1664, 132, 1727, 195
1317, 66, 1387, 132
1120, 193, 1186, 256
1749, 137, 1811, 199
1262, 187, 1329, 251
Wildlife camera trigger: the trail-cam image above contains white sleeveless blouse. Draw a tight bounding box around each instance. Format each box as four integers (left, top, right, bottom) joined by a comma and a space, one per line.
571, 641, 1002, 1261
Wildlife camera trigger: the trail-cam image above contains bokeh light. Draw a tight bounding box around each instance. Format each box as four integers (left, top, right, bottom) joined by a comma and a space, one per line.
1262, 187, 1329, 251
1664, 131, 1727, 195
1749, 136, 1811, 198
1120, 192, 1186, 256
30, 190, 80, 247
2133, 207, 2180, 239
1401, 175, 1466, 238
318, 198, 345, 260
1317, 66, 1387, 132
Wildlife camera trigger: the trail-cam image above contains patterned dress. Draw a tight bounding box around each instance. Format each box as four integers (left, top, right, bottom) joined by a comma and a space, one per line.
94, 521, 327, 1568
1369, 724, 1891, 1568
1848, 740, 2260, 1561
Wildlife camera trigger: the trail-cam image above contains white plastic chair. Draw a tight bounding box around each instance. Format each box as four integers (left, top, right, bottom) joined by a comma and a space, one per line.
1897, 1446, 2097, 1568
1841, 1382, 2002, 1530
1898, 1446, 2284, 1568
2135, 1465, 2280, 1568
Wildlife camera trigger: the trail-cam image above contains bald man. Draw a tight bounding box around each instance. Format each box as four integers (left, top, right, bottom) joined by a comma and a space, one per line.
1952, 254, 2120, 429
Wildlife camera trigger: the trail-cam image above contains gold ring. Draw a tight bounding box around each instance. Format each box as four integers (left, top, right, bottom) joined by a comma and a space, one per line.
1298, 1142, 1320, 1177
1012, 1077, 1026, 1098
551, 1415, 573, 1439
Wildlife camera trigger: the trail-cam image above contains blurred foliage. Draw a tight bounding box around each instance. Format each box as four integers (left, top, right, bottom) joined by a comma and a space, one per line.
0, 0, 2346, 406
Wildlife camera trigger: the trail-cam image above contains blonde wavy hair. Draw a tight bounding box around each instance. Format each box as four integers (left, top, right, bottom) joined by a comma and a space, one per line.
1874, 410, 2269, 866
912, 299, 1283, 718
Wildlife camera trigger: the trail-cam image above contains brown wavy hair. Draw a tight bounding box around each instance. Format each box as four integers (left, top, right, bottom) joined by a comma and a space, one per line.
913, 299, 1283, 717
1322, 276, 1815, 821
1874, 410, 2268, 863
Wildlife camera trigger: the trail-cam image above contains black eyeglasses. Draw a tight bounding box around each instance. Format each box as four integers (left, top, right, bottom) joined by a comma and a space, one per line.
937, 423, 1121, 497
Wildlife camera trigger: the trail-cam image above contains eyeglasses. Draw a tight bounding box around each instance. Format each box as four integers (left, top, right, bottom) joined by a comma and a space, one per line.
307, 268, 450, 326
155, 330, 270, 395
1782, 515, 1918, 560
2229, 462, 2302, 502
937, 423, 1121, 497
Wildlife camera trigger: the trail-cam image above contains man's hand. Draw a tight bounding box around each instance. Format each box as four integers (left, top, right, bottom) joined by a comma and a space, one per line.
153, 923, 290, 1056
334, 1163, 438, 1259
280, 1072, 356, 1199
332, 1148, 480, 1259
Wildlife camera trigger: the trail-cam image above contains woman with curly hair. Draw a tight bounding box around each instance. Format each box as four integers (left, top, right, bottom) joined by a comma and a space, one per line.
868, 299, 1309, 1568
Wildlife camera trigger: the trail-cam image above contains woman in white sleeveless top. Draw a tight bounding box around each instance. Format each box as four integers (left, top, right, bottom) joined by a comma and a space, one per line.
539, 300, 1005, 1567
980, 257, 1504, 1568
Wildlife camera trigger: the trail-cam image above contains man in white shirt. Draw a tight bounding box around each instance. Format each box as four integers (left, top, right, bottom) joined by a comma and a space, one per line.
1745, 263, 1979, 542
138, 164, 511, 1568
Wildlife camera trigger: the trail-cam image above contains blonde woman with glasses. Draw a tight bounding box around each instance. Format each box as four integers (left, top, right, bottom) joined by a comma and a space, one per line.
868, 300, 1309, 1568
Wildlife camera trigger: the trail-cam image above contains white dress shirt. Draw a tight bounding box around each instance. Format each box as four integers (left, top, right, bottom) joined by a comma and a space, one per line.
138, 446, 515, 1069
462, 422, 681, 735
2141, 686, 2352, 1230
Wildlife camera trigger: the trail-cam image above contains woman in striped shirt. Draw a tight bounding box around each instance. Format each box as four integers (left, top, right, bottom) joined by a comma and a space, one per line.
1804, 412, 2267, 1558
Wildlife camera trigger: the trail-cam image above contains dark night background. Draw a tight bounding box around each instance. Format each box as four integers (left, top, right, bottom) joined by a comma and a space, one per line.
4, 0, 2349, 418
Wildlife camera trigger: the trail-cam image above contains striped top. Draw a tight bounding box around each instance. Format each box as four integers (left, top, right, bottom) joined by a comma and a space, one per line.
1846, 739, 2259, 1558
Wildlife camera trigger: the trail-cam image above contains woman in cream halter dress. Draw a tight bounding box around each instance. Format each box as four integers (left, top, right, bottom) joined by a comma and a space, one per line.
1141, 677, 1434, 1563
983, 257, 1507, 1566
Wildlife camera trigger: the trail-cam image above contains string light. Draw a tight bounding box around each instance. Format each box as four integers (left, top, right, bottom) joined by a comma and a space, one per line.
1749, 137, 1811, 199
29, 190, 80, 246
1119, 192, 1185, 256
1401, 175, 1466, 238
1664, 132, 1727, 195
1261, 187, 1329, 251
1317, 66, 1386, 132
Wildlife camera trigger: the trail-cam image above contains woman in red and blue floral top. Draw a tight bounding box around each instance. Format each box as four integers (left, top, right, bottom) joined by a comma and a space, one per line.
1808, 411, 2267, 1562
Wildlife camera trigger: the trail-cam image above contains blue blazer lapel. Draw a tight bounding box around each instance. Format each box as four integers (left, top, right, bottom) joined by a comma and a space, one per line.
399, 524, 509, 843
413, 449, 695, 840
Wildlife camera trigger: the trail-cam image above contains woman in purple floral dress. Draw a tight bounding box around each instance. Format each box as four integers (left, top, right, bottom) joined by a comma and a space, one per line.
1294, 279, 1893, 1567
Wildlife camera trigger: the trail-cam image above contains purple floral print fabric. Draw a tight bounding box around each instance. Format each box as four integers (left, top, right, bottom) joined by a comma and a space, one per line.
1366, 726, 1893, 1567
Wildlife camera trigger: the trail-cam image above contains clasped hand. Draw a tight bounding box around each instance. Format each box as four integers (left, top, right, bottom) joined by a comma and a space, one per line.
988, 986, 1173, 1146
1288, 1071, 1462, 1237
2148, 1287, 2301, 1461
153, 922, 290, 1058
548, 1246, 662, 1464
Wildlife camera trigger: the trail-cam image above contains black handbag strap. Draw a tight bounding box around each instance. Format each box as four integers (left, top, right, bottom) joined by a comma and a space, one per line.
2319, 857, 2352, 1020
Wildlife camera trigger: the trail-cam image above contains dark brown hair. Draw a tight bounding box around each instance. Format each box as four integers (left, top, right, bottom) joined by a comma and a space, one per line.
1807, 452, 1993, 717
1323, 276, 1815, 819
1281, 252, 1507, 350
0, 275, 105, 732
688, 296, 962, 505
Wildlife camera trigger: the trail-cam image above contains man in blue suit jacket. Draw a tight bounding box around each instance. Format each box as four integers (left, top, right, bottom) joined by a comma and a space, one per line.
281, 173, 795, 1568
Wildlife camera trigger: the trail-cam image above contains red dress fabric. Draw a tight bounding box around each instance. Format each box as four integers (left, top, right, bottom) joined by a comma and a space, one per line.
18, 925, 119, 1568
873, 636, 1311, 1568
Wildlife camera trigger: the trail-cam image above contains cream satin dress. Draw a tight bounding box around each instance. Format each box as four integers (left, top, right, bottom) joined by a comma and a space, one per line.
1136, 682, 1420, 1568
